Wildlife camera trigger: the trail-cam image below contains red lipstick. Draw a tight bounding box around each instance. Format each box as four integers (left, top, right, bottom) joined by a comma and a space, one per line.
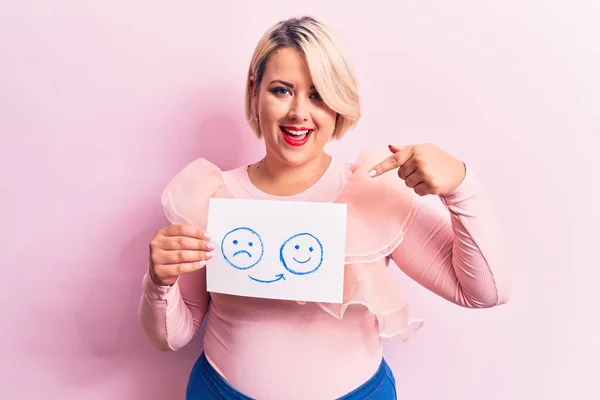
280, 126, 313, 147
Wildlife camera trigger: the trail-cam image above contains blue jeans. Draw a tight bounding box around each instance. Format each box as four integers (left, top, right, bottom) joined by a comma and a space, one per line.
186, 352, 397, 399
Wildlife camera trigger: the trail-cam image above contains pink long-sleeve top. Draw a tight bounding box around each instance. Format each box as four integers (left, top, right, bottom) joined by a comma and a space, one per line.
138, 148, 510, 399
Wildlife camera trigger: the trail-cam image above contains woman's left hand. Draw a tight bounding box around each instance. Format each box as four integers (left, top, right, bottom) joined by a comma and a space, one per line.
369, 144, 466, 196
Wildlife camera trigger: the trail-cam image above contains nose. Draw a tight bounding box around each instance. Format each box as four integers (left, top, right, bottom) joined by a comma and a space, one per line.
288, 96, 309, 122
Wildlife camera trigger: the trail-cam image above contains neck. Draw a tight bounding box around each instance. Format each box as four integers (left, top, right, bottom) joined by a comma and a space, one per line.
249, 152, 332, 196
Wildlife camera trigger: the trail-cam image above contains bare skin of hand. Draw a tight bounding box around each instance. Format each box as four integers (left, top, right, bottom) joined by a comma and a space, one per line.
149, 224, 214, 286
369, 144, 466, 196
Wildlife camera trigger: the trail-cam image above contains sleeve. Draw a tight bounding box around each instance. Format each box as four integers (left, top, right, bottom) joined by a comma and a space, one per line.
138, 270, 209, 351
137, 158, 225, 351
390, 165, 511, 308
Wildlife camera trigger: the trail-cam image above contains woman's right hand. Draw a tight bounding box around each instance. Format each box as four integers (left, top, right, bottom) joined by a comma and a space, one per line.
148, 224, 214, 286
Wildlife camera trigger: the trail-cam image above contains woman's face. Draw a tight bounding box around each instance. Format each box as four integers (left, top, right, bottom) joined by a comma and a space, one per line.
251, 47, 337, 167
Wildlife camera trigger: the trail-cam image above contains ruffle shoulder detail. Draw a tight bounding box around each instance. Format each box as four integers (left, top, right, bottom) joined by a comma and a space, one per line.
161, 158, 233, 228
315, 148, 425, 341
336, 148, 420, 264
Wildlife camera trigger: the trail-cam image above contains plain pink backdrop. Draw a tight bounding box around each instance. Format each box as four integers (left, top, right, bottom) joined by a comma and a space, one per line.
1, 1, 598, 399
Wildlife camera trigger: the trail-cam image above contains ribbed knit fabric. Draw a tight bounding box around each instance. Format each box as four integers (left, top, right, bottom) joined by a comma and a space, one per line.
138, 148, 510, 399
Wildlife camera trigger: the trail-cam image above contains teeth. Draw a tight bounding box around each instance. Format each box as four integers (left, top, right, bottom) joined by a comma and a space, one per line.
282, 127, 310, 136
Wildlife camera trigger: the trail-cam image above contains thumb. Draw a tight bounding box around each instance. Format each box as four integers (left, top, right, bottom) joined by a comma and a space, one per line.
388, 144, 406, 153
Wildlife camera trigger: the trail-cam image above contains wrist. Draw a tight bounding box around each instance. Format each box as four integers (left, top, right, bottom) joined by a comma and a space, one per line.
441, 160, 466, 196
149, 266, 175, 287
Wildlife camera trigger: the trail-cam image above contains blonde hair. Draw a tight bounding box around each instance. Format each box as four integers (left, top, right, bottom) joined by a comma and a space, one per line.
245, 16, 360, 139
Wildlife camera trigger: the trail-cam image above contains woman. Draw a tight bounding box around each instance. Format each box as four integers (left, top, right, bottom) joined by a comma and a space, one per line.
138, 16, 510, 399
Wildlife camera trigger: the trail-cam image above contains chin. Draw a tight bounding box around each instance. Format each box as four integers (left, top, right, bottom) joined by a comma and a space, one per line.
277, 148, 315, 167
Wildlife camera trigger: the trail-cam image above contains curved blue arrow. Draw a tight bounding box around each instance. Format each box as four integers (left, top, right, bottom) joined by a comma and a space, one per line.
248, 273, 286, 284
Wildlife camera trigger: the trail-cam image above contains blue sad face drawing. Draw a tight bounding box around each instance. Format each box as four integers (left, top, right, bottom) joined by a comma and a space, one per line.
221, 227, 264, 270
279, 232, 324, 275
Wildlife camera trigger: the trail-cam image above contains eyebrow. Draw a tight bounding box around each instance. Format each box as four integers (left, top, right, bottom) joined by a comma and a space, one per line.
269, 80, 315, 90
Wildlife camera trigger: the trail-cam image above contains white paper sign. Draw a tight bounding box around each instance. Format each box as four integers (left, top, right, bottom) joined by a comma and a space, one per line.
206, 198, 347, 303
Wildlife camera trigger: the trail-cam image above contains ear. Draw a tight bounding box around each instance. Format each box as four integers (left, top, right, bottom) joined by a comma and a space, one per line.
249, 76, 258, 98
248, 76, 259, 117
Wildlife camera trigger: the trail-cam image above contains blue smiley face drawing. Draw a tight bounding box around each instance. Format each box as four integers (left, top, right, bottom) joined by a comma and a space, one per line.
221, 227, 264, 270
279, 232, 324, 275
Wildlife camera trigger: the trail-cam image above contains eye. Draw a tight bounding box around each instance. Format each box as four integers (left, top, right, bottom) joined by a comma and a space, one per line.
294, 244, 300, 250
271, 87, 291, 96
248, 242, 253, 247
310, 91, 322, 101
309, 247, 313, 252
233, 240, 238, 245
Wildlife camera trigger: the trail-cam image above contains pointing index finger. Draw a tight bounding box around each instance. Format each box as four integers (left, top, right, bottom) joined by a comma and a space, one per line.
368, 146, 413, 177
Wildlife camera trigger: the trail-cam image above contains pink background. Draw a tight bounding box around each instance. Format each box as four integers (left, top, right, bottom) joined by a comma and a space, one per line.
1, 1, 598, 399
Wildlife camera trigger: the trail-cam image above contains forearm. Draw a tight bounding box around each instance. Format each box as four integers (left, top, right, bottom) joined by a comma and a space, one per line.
391, 165, 510, 308
138, 272, 207, 350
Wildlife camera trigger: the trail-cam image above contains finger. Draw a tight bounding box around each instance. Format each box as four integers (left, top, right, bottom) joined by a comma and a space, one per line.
158, 249, 214, 265
413, 182, 430, 196
405, 170, 424, 189
162, 236, 215, 252
369, 146, 413, 177
162, 224, 211, 240
398, 157, 417, 180
165, 261, 208, 276
388, 144, 405, 153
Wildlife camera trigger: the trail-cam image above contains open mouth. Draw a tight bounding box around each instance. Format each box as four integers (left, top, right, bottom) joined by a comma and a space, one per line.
280, 126, 313, 146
